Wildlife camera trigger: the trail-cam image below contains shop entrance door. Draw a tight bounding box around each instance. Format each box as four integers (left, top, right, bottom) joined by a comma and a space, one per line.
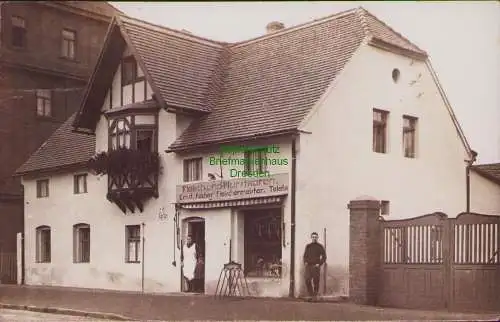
181, 217, 205, 293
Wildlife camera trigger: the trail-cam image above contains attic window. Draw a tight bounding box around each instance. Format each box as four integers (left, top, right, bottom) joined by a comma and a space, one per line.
392, 68, 400, 83
122, 56, 138, 86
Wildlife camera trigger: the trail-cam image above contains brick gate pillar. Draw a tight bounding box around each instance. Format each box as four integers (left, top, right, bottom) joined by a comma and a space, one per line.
348, 196, 381, 305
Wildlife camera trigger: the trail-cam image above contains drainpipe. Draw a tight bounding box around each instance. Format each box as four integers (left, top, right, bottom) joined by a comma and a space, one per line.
465, 150, 478, 213
289, 137, 297, 297
141, 222, 145, 293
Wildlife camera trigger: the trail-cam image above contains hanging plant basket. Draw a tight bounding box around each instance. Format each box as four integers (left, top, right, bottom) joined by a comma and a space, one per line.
87, 147, 161, 179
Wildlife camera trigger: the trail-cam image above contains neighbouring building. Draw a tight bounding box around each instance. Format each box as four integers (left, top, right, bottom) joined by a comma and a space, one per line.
0, 1, 117, 283
15, 7, 500, 297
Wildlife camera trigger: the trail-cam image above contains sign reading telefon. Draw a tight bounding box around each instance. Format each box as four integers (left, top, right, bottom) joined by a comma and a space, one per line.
176, 173, 289, 203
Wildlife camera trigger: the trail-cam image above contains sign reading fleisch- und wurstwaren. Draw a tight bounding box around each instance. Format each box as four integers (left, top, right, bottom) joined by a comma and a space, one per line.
176, 173, 289, 204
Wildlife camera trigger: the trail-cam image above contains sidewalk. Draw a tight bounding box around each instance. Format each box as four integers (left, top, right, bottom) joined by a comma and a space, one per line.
1, 284, 499, 321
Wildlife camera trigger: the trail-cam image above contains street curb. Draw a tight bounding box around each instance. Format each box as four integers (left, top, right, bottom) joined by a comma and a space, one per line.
0, 303, 133, 320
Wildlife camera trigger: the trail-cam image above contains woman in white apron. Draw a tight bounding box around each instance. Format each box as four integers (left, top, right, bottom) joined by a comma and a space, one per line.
183, 235, 197, 291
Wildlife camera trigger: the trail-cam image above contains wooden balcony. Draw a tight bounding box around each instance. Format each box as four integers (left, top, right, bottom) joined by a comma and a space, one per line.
88, 147, 160, 213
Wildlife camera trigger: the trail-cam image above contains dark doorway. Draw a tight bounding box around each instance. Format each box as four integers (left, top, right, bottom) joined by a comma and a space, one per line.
182, 218, 205, 293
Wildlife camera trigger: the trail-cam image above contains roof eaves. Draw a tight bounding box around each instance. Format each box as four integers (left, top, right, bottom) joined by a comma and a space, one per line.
15, 162, 89, 178
471, 165, 500, 186
72, 16, 121, 131
166, 129, 299, 153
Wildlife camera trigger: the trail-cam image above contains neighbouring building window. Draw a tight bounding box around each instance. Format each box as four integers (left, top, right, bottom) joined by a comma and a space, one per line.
380, 200, 390, 216
122, 56, 139, 86
74, 174, 87, 194
136, 129, 154, 152
35, 226, 51, 263
11, 16, 26, 48
373, 109, 389, 153
73, 223, 90, 263
183, 158, 202, 182
244, 149, 267, 173
403, 116, 417, 158
61, 29, 76, 59
36, 179, 49, 198
244, 209, 282, 278
36, 89, 52, 117
125, 225, 141, 263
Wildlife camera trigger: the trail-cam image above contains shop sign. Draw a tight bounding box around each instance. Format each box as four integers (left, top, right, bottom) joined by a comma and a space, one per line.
176, 173, 289, 204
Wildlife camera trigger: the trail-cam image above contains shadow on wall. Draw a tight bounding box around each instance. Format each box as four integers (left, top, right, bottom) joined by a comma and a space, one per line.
298, 264, 348, 297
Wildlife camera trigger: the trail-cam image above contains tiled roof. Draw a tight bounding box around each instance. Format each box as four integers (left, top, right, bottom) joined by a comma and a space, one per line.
16, 114, 95, 175
118, 16, 226, 113
472, 163, 500, 185
168, 7, 426, 150
21, 6, 429, 174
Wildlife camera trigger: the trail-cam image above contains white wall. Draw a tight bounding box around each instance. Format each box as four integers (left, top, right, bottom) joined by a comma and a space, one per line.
297, 43, 471, 297
470, 172, 500, 214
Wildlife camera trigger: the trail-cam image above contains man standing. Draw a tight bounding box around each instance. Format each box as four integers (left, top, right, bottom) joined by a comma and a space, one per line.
303, 232, 326, 301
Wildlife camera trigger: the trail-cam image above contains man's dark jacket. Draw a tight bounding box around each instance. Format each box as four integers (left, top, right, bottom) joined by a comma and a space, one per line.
303, 242, 326, 265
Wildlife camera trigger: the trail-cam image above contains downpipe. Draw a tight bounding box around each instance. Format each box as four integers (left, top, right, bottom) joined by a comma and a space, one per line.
289, 137, 297, 297
465, 150, 477, 213
141, 222, 145, 293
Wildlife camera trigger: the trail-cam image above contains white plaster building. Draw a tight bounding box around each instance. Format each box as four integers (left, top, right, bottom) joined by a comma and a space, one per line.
16, 7, 500, 298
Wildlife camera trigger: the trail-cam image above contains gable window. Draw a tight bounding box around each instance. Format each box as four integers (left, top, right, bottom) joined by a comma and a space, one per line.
74, 174, 87, 194
244, 148, 267, 173
73, 223, 90, 263
125, 225, 141, 263
36, 89, 52, 117
122, 56, 138, 86
403, 116, 417, 158
11, 16, 26, 48
35, 226, 51, 263
183, 158, 202, 182
61, 29, 76, 59
373, 109, 389, 153
36, 179, 49, 198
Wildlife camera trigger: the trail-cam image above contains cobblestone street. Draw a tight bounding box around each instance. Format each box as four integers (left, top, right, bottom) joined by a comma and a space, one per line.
0, 309, 101, 321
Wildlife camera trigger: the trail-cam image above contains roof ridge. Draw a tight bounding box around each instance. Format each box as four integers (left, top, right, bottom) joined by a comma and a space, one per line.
357, 7, 426, 54
230, 6, 359, 49
354, 6, 372, 38
115, 13, 226, 48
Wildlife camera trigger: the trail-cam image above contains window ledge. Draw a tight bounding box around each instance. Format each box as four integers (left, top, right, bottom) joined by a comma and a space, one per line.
104, 100, 159, 117
125, 261, 141, 264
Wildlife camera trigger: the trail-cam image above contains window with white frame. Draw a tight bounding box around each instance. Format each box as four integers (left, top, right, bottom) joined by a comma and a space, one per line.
125, 225, 141, 263
373, 109, 389, 153
36, 179, 49, 198
183, 158, 202, 182
35, 225, 51, 263
403, 116, 417, 158
36, 89, 52, 117
73, 223, 90, 263
74, 174, 87, 194
61, 29, 76, 59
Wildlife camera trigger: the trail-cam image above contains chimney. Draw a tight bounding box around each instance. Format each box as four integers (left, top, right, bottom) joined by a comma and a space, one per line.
266, 21, 285, 34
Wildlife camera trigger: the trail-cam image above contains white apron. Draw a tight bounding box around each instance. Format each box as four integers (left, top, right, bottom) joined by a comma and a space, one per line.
183, 243, 197, 280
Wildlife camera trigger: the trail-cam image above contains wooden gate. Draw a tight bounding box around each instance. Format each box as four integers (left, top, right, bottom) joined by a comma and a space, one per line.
0, 252, 17, 284
378, 212, 500, 311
